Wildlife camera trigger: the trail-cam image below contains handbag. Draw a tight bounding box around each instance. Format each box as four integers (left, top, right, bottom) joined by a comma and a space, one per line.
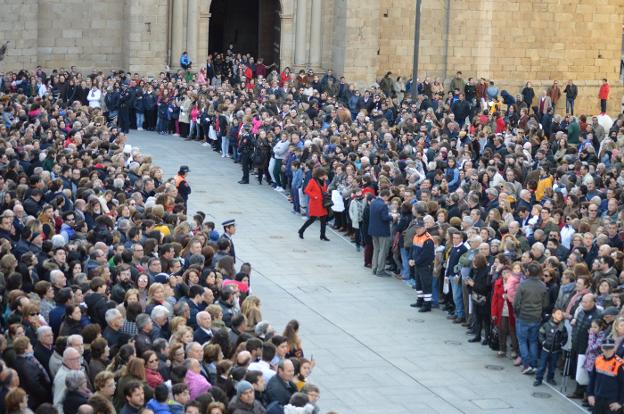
208, 125, 218, 140
322, 192, 333, 209
575, 355, 589, 385
488, 326, 500, 351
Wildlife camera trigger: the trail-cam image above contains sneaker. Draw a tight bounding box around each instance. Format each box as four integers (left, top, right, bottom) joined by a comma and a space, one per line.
173, 133, 179, 137
533, 380, 542, 387
513, 357, 522, 366
276, 187, 284, 192
546, 378, 557, 386
202, 142, 210, 146
521, 367, 533, 375
137, 127, 143, 131
221, 154, 226, 158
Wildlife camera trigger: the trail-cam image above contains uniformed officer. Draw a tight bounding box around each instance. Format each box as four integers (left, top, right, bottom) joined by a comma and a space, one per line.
221, 219, 237, 263
408, 219, 435, 312
588, 337, 624, 414
238, 124, 254, 184
175, 165, 191, 214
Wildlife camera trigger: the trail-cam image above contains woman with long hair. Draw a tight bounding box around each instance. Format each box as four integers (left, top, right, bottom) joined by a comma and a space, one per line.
113, 357, 153, 412
298, 167, 330, 241
283, 320, 304, 358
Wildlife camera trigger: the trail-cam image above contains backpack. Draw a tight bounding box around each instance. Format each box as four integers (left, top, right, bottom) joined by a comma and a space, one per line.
402, 219, 418, 250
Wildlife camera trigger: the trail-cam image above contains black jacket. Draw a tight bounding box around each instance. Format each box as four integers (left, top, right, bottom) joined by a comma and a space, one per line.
572, 306, 602, 354
264, 375, 296, 406
538, 318, 568, 352
14, 354, 52, 409
63, 390, 88, 414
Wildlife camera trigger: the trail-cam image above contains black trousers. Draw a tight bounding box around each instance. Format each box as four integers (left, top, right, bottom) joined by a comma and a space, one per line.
414, 265, 433, 301
600, 99, 607, 113
257, 165, 271, 184
473, 300, 491, 339
118, 107, 130, 133
299, 216, 327, 238
593, 398, 619, 414
240, 153, 251, 182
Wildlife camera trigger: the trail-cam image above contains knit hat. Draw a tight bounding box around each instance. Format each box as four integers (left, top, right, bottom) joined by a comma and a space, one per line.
236, 380, 253, 397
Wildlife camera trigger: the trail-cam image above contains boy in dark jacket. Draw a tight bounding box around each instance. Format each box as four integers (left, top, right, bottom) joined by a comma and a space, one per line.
534, 308, 568, 386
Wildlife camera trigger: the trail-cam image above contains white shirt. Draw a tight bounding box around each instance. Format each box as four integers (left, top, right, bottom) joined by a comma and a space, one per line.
248, 360, 276, 384
560, 225, 576, 250
87, 88, 102, 108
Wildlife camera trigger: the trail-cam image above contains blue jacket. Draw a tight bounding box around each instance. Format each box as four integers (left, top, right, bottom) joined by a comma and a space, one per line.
146, 399, 171, 414
367, 198, 392, 237
291, 169, 303, 190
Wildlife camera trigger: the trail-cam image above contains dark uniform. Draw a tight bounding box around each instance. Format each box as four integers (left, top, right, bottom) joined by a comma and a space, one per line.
410, 221, 435, 312
238, 126, 254, 184
588, 341, 624, 414
221, 219, 236, 263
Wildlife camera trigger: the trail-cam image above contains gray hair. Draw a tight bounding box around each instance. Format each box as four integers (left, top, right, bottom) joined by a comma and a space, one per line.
173, 301, 189, 317
50, 269, 65, 284
67, 334, 83, 347
469, 235, 483, 244
105, 308, 122, 325
37, 326, 53, 340
136, 313, 151, 331
185, 342, 202, 356
151, 305, 169, 321
183, 358, 197, 370
65, 370, 87, 391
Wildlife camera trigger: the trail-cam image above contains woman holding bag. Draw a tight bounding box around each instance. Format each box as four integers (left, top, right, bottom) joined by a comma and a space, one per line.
298, 167, 330, 241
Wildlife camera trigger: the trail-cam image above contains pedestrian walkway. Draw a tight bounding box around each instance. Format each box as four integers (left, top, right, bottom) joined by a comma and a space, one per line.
129, 131, 582, 414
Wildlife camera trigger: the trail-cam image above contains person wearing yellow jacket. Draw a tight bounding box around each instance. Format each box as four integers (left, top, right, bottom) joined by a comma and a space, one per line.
535, 166, 553, 202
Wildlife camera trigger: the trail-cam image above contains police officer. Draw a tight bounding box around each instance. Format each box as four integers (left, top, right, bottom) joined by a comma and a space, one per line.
408, 219, 435, 312
588, 337, 624, 414
175, 165, 191, 214
118, 84, 131, 133
221, 219, 237, 263
238, 124, 254, 184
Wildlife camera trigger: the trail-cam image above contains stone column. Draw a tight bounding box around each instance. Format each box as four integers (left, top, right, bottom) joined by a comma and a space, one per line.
294, 0, 308, 66
171, 0, 187, 68
309, 0, 322, 68
186, 0, 198, 66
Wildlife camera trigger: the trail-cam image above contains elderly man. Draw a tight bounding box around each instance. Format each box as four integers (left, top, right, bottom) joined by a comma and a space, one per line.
50, 269, 67, 291
193, 311, 214, 345
103, 308, 130, 357
150, 305, 171, 340
265, 359, 297, 406
134, 313, 153, 357
184, 359, 211, 400
185, 342, 203, 361
54, 347, 83, 414
568, 293, 602, 399
34, 326, 55, 375
13, 336, 52, 409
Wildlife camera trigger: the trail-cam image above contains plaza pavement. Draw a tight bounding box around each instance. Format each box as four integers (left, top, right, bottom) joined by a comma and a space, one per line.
129, 130, 584, 414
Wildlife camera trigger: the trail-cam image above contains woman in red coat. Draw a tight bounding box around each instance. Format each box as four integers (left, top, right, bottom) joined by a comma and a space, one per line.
298, 167, 330, 241
491, 269, 518, 360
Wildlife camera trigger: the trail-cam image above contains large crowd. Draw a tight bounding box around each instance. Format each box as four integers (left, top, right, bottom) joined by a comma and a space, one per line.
1, 48, 624, 414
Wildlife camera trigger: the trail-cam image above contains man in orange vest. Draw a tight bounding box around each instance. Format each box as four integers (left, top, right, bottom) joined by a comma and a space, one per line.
408, 220, 435, 312
588, 337, 624, 414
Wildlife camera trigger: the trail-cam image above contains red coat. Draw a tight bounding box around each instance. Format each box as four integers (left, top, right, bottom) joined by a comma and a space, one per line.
490, 277, 515, 328
305, 178, 328, 217
599, 83, 610, 100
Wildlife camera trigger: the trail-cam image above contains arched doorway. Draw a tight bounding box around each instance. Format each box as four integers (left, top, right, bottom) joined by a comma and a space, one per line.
209, 0, 281, 67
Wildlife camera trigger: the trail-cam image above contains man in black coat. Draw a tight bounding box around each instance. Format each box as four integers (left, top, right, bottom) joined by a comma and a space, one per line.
13, 336, 52, 409
134, 314, 153, 358
265, 359, 297, 406
193, 311, 214, 345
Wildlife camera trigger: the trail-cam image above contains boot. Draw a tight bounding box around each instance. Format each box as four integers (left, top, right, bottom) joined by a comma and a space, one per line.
410, 298, 424, 308
418, 302, 432, 312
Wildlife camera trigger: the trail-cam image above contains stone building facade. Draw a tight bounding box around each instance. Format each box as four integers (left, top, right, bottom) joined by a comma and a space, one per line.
1, 0, 622, 115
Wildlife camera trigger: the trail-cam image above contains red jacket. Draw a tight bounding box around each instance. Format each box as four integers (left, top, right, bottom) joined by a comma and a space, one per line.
599, 83, 610, 100
491, 277, 515, 328
305, 178, 328, 217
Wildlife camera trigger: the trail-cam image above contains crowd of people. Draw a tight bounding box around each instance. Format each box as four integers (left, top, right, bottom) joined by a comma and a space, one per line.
0, 60, 330, 414
2, 47, 624, 413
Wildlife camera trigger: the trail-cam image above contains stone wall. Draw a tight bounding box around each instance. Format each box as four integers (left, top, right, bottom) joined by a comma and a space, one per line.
0, 0, 39, 69
123, 0, 169, 76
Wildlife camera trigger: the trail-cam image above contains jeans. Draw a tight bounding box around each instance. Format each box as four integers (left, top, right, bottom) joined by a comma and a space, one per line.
431, 276, 439, 305
566, 98, 575, 115
399, 247, 410, 279
536, 349, 559, 381
371, 236, 391, 275
157, 116, 167, 133
136, 111, 144, 129
516, 319, 540, 368
600, 99, 607, 113
451, 276, 464, 318
221, 136, 230, 156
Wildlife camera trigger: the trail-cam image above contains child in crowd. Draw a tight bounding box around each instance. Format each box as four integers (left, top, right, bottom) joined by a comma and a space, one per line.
534, 308, 568, 386
291, 160, 303, 214
583, 318, 607, 379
